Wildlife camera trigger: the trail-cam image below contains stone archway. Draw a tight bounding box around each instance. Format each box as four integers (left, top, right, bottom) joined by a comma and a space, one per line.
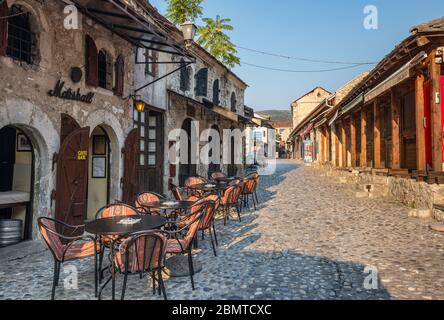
0, 98, 58, 239
84, 110, 125, 203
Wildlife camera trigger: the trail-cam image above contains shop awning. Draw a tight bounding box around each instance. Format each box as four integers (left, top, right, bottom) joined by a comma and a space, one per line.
364, 51, 427, 103
340, 93, 364, 116
212, 106, 238, 122
67, 0, 193, 59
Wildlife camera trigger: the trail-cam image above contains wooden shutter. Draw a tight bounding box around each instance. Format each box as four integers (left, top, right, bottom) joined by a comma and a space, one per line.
60, 113, 80, 145
122, 128, 140, 205
213, 79, 220, 105
55, 127, 90, 236
85, 35, 98, 87
114, 54, 124, 97
0, 1, 8, 57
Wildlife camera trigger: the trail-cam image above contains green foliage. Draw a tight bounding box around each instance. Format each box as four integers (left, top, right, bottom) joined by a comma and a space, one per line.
165, 0, 204, 25
196, 15, 240, 68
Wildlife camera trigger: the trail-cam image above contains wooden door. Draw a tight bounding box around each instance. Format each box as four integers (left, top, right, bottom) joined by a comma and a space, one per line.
55, 127, 89, 233
61, 114, 80, 145
135, 110, 164, 194
122, 128, 139, 205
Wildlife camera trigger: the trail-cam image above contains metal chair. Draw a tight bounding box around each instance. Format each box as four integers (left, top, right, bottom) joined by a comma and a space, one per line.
169, 182, 188, 201
220, 181, 243, 225
241, 176, 258, 211
101, 231, 168, 300
185, 176, 208, 197
38, 217, 100, 300
135, 192, 166, 215
163, 200, 214, 290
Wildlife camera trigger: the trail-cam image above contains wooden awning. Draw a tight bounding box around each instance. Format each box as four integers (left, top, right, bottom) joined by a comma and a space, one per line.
68, 0, 193, 59
364, 51, 427, 103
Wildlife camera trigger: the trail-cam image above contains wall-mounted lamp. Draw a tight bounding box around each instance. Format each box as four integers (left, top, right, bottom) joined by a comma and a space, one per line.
131, 94, 145, 113
181, 21, 197, 44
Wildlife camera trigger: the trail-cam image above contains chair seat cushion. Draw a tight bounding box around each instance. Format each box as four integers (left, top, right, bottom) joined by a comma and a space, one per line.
64, 241, 101, 261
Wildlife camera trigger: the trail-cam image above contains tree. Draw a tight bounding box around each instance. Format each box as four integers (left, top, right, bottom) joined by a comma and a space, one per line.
165, 0, 204, 25
197, 15, 240, 68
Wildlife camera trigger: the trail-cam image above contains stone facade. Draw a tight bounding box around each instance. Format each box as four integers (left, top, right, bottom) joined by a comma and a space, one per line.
0, 0, 135, 239
291, 87, 330, 129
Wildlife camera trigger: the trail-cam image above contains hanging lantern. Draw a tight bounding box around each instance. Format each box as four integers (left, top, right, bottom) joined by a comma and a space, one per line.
181, 21, 197, 42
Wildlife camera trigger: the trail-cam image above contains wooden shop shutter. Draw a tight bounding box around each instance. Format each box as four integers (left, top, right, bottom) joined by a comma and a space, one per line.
85, 35, 98, 87
114, 54, 124, 97
0, 1, 8, 56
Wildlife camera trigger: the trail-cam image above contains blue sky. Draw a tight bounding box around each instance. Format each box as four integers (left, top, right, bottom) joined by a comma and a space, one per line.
149, 0, 444, 111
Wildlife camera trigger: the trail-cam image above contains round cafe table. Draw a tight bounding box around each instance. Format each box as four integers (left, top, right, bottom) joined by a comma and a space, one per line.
85, 215, 167, 236
141, 200, 196, 211
188, 182, 228, 193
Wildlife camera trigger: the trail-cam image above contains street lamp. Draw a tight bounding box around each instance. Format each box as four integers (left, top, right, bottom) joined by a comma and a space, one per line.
130, 94, 145, 113
181, 21, 197, 43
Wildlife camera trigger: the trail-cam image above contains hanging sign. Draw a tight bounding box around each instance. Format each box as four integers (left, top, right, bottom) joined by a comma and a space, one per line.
304, 140, 314, 163
48, 80, 95, 104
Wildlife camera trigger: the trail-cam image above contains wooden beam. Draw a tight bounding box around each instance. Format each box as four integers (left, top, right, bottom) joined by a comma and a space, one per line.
430, 50, 443, 172
415, 74, 426, 171
350, 115, 357, 167
341, 120, 347, 167
361, 107, 367, 167
391, 88, 401, 169
374, 99, 382, 168
320, 127, 325, 162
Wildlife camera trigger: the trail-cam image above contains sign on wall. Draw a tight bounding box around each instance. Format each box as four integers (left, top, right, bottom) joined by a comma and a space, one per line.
304, 140, 314, 163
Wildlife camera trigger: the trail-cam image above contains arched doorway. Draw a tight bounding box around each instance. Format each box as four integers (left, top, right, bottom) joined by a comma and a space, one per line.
208, 125, 221, 178
179, 118, 197, 187
86, 126, 111, 220
0, 125, 34, 242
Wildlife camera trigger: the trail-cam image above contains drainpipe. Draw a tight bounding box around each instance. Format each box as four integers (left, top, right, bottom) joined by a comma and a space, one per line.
326, 93, 336, 109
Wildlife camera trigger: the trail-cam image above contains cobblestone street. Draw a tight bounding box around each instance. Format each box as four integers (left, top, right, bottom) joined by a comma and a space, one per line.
1, 159, 444, 300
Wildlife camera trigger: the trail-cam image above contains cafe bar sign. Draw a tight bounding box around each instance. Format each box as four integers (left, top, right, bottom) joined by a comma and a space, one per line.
48, 80, 95, 104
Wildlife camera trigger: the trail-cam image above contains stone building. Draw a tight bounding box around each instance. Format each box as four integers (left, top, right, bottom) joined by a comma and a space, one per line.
290, 87, 330, 129
0, 0, 187, 240
272, 122, 292, 158
134, 7, 249, 190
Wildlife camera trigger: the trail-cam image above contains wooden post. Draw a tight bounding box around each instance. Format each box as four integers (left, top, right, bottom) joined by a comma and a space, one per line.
415, 74, 426, 171
361, 106, 367, 167
374, 99, 381, 168
350, 115, 357, 167
326, 125, 331, 162
341, 120, 347, 167
320, 127, 325, 162
391, 88, 401, 169
335, 123, 340, 166
430, 51, 442, 172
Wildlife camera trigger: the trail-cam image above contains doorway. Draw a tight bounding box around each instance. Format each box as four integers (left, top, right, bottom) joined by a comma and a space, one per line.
0, 126, 34, 241
86, 126, 111, 220
179, 118, 197, 187
208, 125, 221, 178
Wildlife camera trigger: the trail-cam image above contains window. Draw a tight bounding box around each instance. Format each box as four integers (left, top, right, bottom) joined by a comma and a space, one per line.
180, 59, 191, 91
144, 49, 158, 77
195, 68, 208, 97
212, 79, 220, 105
98, 49, 113, 90
230, 92, 237, 112
6, 5, 35, 64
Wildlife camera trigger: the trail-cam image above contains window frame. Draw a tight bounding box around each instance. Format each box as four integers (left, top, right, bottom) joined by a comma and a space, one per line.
6, 5, 36, 65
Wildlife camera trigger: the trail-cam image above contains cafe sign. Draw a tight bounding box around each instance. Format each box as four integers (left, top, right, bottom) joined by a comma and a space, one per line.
48, 80, 95, 104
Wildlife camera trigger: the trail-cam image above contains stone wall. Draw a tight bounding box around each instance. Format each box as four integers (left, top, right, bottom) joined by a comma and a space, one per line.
0, 0, 135, 238
291, 87, 330, 129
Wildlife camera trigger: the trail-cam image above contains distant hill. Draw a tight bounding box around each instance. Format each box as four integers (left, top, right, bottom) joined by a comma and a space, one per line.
256, 110, 292, 122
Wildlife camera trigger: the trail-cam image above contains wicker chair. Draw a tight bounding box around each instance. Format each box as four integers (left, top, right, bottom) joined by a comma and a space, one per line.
241, 175, 258, 211
169, 182, 188, 201
185, 176, 208, 197
38, 217, 101, 300
103, 231, 168, 300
